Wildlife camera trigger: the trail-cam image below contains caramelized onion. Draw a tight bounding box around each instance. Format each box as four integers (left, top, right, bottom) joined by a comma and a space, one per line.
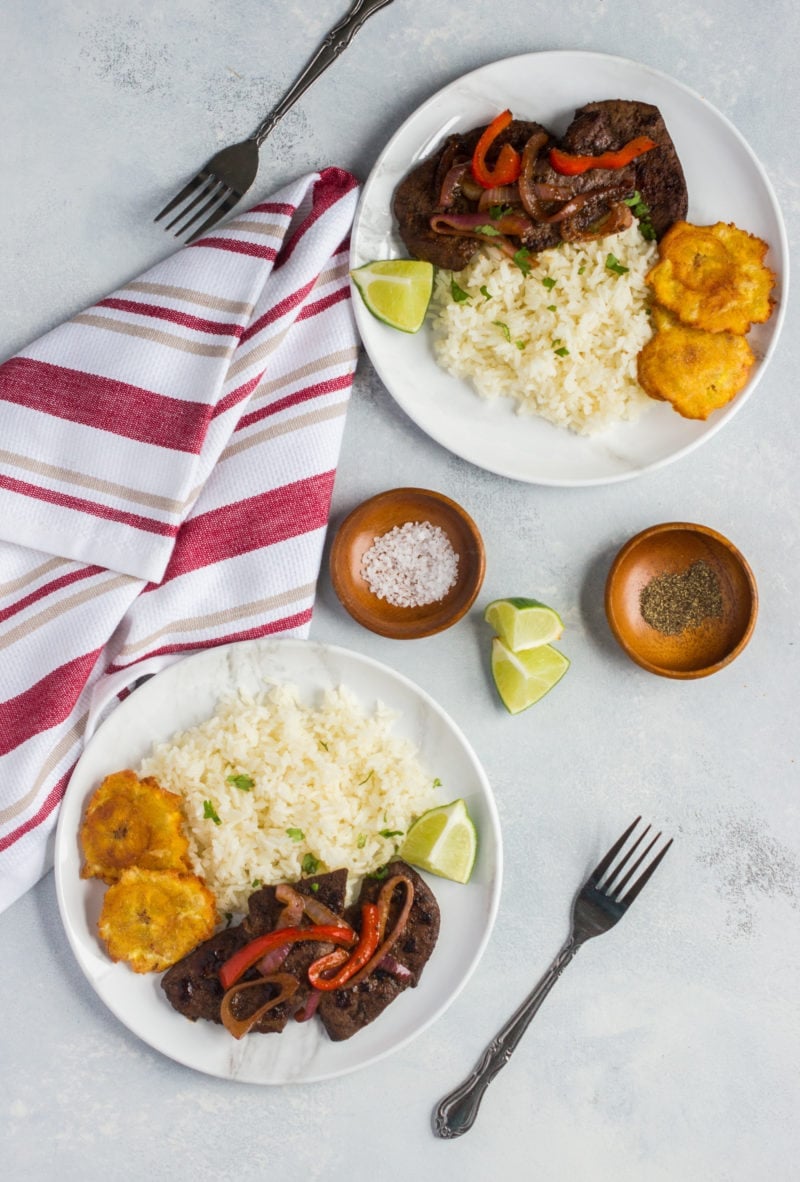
294, 989, 322, 1023
517, 129, 551, 221
438, 162, 470, 208
300, 893, 354, 932
220, 973, 299, 1040
275, 883, 304, 928
346, 874, 415, 987
560, 199, 634, 242
477, 184, 521, 211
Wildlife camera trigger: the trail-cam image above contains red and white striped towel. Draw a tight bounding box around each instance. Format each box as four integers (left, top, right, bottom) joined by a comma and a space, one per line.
0, 167, 361, 912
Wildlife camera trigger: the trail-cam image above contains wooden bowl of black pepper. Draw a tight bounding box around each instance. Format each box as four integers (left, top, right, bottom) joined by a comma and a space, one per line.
329, 488, 485, 639
604, 522, 758, 679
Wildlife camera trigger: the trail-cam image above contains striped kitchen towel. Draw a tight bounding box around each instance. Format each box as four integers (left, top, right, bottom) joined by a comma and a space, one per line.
0, 167, 361, 912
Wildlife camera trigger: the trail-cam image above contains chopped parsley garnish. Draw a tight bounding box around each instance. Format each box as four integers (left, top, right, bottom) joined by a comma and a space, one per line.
368, 865, 390, 881
554, 345, 570, 357
578, 265, 586, 275
547, 304, 557, 312
301, 853, 320, 875
450, 278, 471, 303
605, 253, 629, 276
541, 276, 557, 291
358, 770, 374, 786
203, 800, 221, 825
226, 773, 254, 791
310, 882, 320, 893
513, 247, 532, 276
251, 879, 262, 888
357, 833, 367, 849
286, 827, 304, 842
489, 204, 512, 220
624, 191, 656, 240
433, 777, 442, 788
476, 223, 502, 237
479, 285, 491, 301
493, 320, 512, 341
379, 828, 404, 839
515, 339, 527, 351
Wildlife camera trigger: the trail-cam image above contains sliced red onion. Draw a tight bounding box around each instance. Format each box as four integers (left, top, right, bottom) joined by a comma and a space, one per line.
294, 989, 322, 1023
379, 954, 413, 982
257, 944, 290, 975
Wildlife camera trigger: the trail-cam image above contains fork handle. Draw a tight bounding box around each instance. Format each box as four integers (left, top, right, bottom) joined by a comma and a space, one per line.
433, 936, 582, 1139
251, 0, 396, 147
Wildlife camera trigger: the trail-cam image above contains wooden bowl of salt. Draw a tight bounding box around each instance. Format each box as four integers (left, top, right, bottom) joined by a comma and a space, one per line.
329, 488, 485, 639
604, 522, 758, 678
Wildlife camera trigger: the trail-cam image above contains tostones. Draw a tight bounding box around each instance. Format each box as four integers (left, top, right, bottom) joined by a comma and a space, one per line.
646, 220, 775, 335
80, 769, 191, 884
97, 866, 218, 974
637, 307, 755, 420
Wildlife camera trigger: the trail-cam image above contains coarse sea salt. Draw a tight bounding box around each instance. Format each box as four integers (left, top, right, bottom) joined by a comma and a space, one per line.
361, 520, 459, 608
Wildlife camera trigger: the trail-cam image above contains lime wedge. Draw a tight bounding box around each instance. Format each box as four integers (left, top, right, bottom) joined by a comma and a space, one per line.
490, 637, 570, 714
399, 799, 477, 884
350, 259, 434, 333
484, 597, 564, 651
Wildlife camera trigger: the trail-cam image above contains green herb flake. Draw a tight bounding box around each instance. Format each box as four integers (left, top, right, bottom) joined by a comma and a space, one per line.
251, 879, 262, 888
357, 833, 367, 849
301, 853, 320, 875
547, 304, 557, 312
318, 739, 329, 751
492, 320, 512, 342
226, 773, 254, 791
605, 253, 629, 276
515, 338, 527, 351
433, 777, 442, 788
311, 882, 320, 893
479, 285, 491, 302
554, 345, 570, 357
203, 800, 221, 825
541, 276, 557, 291
358, 769, 374, 786
513, 248, 532, 276
450, 278, 471, 303
476, 224, 502, 238
578, 265, 586, 275
379, 828, 404, 839
624, 190, 656, 239
369, 865, 390, 881
489, 204, 512, 220
286, 827, 304, 842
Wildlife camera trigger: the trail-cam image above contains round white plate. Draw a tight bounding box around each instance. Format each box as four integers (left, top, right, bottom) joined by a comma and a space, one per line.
350, 51, 788, 486
54, 638, 502, 1084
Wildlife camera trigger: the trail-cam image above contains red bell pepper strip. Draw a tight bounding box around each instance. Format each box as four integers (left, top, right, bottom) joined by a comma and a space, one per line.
471, 110, 522, 189
548, 135, 658, 176
218, 924, 355, 991
307, 903, 382, 992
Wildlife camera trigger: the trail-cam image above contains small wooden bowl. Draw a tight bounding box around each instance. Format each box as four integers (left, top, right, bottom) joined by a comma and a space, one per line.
329, 488, 486, 639
605, 522, 758, 679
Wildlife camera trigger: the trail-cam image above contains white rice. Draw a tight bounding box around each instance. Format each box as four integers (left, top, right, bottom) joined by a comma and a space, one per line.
138, 683, 439, 914
430, 225, 658, 435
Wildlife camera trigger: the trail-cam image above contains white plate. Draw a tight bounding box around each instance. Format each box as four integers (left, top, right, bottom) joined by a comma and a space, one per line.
350, 51, 789, 486
54, 638, 502, 1083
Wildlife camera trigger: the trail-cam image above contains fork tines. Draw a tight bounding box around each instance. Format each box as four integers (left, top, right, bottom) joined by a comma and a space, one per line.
591, 816, 672, 907
154, 171, 239, 242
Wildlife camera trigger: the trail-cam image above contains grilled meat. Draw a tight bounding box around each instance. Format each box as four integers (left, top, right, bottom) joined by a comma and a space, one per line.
317, 861, 440, 1042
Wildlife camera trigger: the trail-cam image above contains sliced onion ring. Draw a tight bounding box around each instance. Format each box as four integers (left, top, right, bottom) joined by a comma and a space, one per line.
220, 973, 299, 1040
345, 874, 415, 988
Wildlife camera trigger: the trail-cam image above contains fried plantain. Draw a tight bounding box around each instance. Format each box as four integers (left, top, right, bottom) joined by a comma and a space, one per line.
80, 769, 191, 884
646, 220, 775, 334
637, 307, 755, 420
97, 867, 218, 974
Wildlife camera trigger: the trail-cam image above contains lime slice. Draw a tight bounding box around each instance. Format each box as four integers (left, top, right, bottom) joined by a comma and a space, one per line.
484, 597, 564, 651
399, 799, 477, 884
350, 260, 434, 333
490, 637, 570, 714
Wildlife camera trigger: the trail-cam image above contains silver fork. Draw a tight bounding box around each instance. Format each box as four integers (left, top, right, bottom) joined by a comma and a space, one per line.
434, 817, 673, 1139
154, 0, 395, 242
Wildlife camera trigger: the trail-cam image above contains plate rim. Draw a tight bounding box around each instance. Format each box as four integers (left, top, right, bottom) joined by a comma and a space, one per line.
350, 49, 790, 487
53, 636, 503, 1084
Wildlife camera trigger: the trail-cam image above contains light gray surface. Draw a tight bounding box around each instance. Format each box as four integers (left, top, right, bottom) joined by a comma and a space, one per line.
1, 2, 798, 1179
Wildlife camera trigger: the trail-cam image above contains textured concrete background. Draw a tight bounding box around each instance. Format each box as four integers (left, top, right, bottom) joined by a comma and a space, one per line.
2, 2, 798, 1178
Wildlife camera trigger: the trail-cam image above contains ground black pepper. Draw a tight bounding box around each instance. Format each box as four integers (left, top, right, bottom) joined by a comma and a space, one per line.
639, 559, 723, 636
